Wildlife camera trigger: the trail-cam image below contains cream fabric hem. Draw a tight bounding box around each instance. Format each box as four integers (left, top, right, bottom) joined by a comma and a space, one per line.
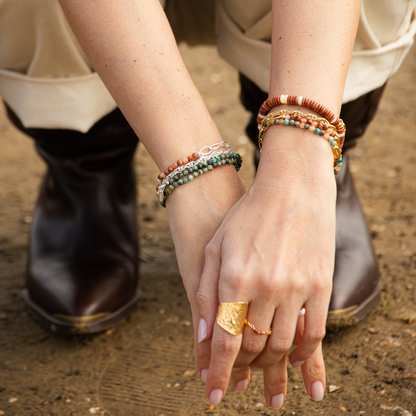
216, 0, 416, 103
0, 70, 116, 132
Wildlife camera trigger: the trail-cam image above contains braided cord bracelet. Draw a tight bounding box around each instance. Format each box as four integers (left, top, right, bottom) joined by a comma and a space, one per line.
258, 110, 343, 174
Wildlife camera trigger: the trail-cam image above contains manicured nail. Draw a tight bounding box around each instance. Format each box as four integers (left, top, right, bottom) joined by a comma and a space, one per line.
201, 369, 208, 383
271, 393, 284, 409
250, 366, 262, 371
292, 360, 305, 368
198, 318, 207, 343
311, 381, 324, 401
235, 379, 248, 392
209, 389, 223, 405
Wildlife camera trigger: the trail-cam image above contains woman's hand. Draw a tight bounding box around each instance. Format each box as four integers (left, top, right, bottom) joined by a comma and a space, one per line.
196, 128, 336, 407
165, 164, 246, 382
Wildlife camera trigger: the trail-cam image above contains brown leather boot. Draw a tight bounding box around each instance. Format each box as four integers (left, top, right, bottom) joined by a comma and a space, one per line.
326, 152, 381, 329
7, 107, 140, 334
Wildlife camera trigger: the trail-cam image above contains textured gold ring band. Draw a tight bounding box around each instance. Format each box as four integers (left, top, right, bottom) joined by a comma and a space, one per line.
216, 303, 306, 336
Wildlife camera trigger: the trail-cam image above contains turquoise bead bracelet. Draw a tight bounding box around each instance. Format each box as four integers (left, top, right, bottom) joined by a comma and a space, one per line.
157, 150, 242, 207
258, 110, 343, 175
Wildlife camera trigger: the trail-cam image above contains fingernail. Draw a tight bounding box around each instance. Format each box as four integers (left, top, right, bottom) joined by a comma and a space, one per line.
201, 369, 208, 383
198, 318, 207, 343
311, 381, 324, 401
250, 366, 262, 371
271, 393, 284, 409
235, 379, 248, 392
209, 389, 223, 406
292, 360, 305, 368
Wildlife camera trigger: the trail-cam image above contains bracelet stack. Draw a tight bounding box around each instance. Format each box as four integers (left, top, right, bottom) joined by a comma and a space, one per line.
258, 110, 343, 174
257, 95, 346, 175
156, 141, 242, 207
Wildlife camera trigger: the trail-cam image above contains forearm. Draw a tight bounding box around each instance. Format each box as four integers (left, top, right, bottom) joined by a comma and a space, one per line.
258, 0, 362, 185
58, 0, 221, 170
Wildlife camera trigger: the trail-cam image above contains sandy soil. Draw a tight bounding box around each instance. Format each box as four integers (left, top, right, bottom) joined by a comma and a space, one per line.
0, 43, 415, 416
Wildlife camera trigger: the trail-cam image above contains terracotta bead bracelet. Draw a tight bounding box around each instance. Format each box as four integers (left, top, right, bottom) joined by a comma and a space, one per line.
258, 110, 343, 174
157, 141, 230, 181
257, 95, 346, 145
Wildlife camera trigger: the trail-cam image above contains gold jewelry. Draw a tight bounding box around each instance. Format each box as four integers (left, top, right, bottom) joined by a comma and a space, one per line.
245, 308, 305, 336
244, 319, 272, 336
215, 302, 249, 336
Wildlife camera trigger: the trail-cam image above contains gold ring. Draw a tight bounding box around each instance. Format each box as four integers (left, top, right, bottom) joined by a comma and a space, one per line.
215, 302, 249, 336
244, 319, 272, 336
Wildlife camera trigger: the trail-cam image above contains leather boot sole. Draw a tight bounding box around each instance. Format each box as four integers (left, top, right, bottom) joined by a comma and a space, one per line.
24, 288, 141, 334
326, 281, 381, 330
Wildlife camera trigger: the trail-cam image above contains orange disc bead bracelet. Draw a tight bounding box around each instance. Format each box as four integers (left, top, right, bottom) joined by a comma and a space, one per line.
257, 95, 346, 147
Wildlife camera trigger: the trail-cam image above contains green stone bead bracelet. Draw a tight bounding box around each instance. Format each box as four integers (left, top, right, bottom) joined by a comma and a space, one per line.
158, 152, 242, 207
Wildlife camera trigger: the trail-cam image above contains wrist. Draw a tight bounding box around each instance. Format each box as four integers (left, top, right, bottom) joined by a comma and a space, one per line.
254, 125, 337, 197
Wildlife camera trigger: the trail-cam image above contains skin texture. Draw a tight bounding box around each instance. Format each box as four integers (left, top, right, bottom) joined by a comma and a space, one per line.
59, 0, 362, 406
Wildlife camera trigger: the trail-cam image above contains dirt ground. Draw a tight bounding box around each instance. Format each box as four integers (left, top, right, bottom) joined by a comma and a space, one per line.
1, 42, 416, 416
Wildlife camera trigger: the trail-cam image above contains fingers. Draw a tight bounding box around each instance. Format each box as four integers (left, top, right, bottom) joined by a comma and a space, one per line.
205, 324, 243, 405
289, 291, 330, 366
300, 342, 326, 401
294, 313, 326, 402
233, 300, 275, 368
230, 366, 251, 391
250, 304, 298, 369
263, 353, 288, 410
196, 242, 221, 343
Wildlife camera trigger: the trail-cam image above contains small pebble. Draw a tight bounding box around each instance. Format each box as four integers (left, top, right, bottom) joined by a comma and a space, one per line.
0, 411, 5, 415
173, 383, 180, 388
65, 399, 71, 403
183, 369, 195, 377
339, 406, 346, 411
166, 384, 171, 388
206, 405, 215, 410
8, 398, 18, 403
89, 407, 100, 414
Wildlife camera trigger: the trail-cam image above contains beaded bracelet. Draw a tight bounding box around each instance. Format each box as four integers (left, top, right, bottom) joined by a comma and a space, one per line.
156, 143, 242, 207
158, 141, 231, 181
257, 95, 346, 146
157, 141, 231, 192
258, 110, 343, 174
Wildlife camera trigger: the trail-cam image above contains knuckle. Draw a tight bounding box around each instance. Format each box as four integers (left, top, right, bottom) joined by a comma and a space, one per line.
196, 289, 210, 311
214, 335, 239, 357
241, 338, 264, 356
305, 327, 326, 343
220, 265, 247, 295
204, 243, 216, 263
269, 338, 293, 356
